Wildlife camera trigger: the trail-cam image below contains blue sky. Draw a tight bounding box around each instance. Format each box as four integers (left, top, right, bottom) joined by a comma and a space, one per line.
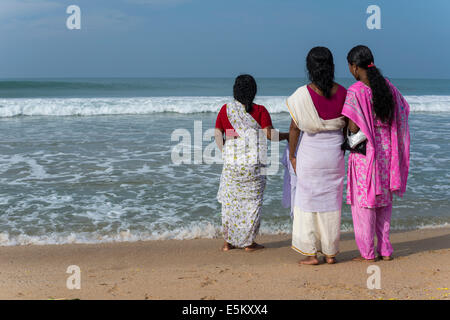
1, 0, 449, 78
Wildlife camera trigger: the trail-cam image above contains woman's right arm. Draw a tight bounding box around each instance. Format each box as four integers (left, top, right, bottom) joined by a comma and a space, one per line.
262, 126, 289, 141
215, 106, 226, 152
288, 119, 300, 174
348, 119, 360, 133
215, 128, 225, 152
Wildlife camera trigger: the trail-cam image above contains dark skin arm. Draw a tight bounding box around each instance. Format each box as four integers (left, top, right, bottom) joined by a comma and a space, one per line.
215, 126, 288, 152
348, 119, 360, 133
288, 119, 300, 174
214, 128, 225, 152
343, 119, 348, 139
263, 125, 289, 141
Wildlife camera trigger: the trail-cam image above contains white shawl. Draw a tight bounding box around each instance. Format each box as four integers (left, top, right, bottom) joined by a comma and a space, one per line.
286, 85, 345, 133
222, 101, 267, 167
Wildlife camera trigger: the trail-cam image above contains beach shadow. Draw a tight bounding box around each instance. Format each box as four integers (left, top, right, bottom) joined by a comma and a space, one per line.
388, 233, 450, 258
264, 239, 291, 249
263, 231, 450, 261
264, 232, 356, 249
339, 233, 450, 261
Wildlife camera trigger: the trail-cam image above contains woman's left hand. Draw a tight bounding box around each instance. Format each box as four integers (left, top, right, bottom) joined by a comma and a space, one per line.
290, 157, 296, 175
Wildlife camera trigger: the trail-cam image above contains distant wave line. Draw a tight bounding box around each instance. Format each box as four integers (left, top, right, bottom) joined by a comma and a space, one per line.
0, 95, 449, 117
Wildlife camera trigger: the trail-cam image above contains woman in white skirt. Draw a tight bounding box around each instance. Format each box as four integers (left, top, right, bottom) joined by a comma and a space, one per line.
287, 47, 346, 265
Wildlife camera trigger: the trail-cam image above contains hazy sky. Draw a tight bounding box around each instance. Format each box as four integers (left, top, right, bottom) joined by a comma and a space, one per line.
1, 0, 449, 78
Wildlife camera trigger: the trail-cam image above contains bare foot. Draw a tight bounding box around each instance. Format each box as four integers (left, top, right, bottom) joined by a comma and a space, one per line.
222, 242, 235, 252
299, 256, 320, 265
324, 256, 337, 264
352, 256, 376, 262
378, 255, 393, 261
244, 243, 264, 252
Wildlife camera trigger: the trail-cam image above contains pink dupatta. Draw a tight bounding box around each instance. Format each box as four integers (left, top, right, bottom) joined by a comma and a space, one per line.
342, 80, 410, 207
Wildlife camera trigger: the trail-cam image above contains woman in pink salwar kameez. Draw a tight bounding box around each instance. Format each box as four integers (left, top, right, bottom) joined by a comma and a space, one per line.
342, 45, 410, 262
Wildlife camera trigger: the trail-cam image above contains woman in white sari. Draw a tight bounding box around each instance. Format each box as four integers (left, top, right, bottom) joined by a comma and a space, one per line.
287, 47, 346, 265
215, 75, 288, 251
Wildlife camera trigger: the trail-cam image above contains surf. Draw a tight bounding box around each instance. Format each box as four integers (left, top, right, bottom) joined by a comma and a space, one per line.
0, 95, 449, 118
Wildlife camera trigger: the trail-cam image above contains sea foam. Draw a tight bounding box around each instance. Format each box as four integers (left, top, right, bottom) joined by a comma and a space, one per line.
0, 222, 448, 246
0, 95, 449, 117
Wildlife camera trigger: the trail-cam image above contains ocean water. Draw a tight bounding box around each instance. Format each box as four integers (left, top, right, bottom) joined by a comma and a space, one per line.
0, 78, 449, 245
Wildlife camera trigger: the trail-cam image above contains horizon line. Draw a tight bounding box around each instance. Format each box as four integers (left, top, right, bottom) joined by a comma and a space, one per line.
1, 76, 449, 81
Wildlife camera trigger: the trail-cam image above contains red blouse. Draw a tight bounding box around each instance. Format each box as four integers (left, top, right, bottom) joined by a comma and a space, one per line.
215, 103, 273, 136
307, 84, 347, 120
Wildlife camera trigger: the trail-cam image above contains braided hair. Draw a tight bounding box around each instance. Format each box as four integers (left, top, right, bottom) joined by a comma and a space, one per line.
306, 46, 335, 99
233, 74, 257, 113
347, 45, 394, 123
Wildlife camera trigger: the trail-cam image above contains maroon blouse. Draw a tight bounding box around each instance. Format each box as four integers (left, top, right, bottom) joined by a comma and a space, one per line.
307, 84, 347, 120
215, 104, 273, 136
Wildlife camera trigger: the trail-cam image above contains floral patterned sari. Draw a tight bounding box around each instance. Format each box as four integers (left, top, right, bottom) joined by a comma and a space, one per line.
217, 101, 267, 247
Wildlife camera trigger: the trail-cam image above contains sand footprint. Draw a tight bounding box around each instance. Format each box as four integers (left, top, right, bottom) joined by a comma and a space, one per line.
107, 283, 119, 296
200, 277, 218, 287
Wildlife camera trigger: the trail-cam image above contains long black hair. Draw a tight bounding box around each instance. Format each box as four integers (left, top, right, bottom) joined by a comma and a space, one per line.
306, 46, 335, 99
347, 45, 394, 123
233, 74, 257, 113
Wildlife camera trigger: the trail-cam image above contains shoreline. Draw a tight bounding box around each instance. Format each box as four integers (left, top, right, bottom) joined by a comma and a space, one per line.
1, 223, 449, 247
0, 227, 448, 300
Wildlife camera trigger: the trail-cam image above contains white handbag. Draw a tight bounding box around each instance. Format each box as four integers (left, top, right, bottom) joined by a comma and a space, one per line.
347, 129, 367, 148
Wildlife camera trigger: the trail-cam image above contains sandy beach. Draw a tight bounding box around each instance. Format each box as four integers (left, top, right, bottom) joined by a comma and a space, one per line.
0, 227, 448, 300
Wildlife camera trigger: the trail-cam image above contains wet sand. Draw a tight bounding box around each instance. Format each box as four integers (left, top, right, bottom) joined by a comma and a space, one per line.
0, 227, 448, 300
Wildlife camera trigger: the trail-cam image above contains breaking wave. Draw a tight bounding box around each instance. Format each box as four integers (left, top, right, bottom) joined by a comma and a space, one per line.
0, 95, 449, 117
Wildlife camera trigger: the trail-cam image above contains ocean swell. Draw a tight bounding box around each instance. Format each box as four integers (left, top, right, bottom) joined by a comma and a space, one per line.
0, 95, 449, 117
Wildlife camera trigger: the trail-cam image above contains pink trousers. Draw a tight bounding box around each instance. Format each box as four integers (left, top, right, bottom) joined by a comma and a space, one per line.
351, 204, 393, 260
